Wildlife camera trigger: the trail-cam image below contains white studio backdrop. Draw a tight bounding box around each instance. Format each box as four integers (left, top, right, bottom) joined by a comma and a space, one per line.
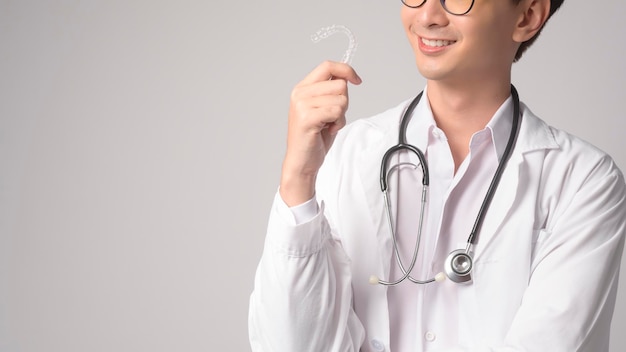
0, 1, 624, 351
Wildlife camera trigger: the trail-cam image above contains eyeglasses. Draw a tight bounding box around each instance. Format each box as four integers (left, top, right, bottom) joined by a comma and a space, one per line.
401, 0, 475, 16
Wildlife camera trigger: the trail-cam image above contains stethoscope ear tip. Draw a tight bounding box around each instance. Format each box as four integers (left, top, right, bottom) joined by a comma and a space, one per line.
434, 272, 446, 282
369, 275, 380, 285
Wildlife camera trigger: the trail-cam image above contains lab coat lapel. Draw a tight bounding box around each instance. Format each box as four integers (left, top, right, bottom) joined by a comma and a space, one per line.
354, 124, 398, 276
471, 105, 558, 259
471, 153, 522, 260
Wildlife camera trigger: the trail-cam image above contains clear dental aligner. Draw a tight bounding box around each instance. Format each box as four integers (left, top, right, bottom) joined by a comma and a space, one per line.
311, 24, 357, 64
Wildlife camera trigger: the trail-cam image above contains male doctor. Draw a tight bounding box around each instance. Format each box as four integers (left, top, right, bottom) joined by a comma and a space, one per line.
249, 0, 626, 351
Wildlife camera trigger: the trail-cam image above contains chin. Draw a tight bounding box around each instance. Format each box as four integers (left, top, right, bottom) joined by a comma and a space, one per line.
415, 60, 448, 82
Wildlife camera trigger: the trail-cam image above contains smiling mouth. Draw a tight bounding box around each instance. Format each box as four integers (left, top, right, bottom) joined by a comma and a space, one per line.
421, 38, 456, 47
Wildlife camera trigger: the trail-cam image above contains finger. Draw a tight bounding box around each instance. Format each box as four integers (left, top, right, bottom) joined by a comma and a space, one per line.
292, 79, 349, 100
307, 94, 348, 114
326, 118, 347, 135
300, 60, 362, 86
295, 95, 348, 124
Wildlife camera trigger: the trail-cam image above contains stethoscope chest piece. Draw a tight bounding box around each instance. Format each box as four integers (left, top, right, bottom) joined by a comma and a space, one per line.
444, 249, 473, 283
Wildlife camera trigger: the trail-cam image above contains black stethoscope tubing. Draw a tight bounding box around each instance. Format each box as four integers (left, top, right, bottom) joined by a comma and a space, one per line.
375, 85, 521, 285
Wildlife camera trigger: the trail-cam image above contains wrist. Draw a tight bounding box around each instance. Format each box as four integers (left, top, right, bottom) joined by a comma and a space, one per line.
279, 172, 316, 207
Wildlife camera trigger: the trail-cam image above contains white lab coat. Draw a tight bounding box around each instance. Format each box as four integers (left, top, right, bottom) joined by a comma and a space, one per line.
249, 99, 626, 352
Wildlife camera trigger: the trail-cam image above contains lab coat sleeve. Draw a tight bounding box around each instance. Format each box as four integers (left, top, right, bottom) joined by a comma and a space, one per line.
452, 151, 625, 352
497, 154, 626, 351
248, 193, 366, 351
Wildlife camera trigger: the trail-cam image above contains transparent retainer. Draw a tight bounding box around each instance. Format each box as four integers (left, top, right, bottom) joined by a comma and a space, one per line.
310, 24, 357, 64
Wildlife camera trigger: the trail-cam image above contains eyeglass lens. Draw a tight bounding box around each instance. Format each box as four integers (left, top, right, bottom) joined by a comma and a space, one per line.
401, 0, 475, 16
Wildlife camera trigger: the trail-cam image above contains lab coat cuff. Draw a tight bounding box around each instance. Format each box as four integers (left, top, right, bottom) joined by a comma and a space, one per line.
267, 191, 329, 257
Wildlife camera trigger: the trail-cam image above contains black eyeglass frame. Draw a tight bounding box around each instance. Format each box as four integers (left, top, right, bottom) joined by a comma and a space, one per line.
401, 0, 476, 16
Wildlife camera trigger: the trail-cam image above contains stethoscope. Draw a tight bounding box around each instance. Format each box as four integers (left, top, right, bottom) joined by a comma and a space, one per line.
369, 85, 521, 286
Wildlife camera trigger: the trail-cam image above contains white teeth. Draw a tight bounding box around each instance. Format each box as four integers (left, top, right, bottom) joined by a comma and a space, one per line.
421, 38, 455, 47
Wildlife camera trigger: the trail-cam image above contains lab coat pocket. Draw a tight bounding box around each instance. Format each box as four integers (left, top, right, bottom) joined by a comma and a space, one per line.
471, 254, 526, 345
470, 241, 500, 269
457, 248, 501, 347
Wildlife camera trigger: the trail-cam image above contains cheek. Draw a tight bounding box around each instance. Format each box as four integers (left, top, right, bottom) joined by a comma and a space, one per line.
400, 18, 419, 53
466, 21, 514, 60
400, 5, 411, 23
400, 9, 413, 38
481, 15, 518, 51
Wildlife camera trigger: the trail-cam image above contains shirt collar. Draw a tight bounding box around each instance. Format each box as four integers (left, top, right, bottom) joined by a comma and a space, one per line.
404, 88, 436, 154
486, 94, 514, 161
404, 87, 515, 162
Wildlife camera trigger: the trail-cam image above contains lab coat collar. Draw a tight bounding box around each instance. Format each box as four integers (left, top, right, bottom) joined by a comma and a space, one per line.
358, 90, 558, 155
471, 103, 559, 258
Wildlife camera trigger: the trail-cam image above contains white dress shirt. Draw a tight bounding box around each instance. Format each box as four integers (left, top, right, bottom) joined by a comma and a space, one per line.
386, 96, 512, 351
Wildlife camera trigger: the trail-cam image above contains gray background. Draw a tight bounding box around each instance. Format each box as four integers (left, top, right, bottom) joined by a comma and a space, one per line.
1, 0, 624, 351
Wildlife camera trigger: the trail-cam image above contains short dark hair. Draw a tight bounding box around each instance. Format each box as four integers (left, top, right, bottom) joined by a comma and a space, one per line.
514, 0, 564, 61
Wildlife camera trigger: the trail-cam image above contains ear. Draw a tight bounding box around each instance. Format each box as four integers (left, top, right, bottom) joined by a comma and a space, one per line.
512, 0, 551, 43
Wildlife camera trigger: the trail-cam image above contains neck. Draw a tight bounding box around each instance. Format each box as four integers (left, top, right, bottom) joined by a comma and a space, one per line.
427, 79, 511, 127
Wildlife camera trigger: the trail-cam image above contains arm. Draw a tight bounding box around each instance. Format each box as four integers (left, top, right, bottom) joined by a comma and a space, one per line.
248, 194, 365, 351
249, 61, 365, 351
279, 61, 361, 206
454, 154, 626, 352
500, 156, 626, 351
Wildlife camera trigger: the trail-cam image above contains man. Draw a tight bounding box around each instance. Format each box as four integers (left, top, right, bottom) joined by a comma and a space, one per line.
249, 0, 626, 350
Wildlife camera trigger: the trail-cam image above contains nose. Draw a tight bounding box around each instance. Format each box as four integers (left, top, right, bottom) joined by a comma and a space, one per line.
412, 0, 450, 28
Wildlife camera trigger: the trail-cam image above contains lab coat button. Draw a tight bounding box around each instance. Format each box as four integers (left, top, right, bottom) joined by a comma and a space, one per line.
370, 338, 385, 351
424, 331, 436, 342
